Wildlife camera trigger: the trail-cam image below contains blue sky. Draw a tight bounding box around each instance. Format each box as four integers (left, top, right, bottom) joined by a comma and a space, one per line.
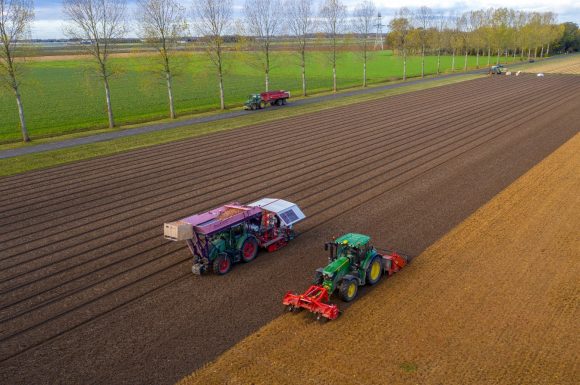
34, 0, 580, 39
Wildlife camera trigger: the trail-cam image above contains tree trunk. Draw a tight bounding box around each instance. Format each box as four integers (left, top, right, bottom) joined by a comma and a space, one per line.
363, 61, 367, 87
451, 49, 455, 72
218, 72, 225, 110
546, 43, 550, 57
103, 77, 115, 128
487, 47, 491, 66
166, 71, 175, 119
528, 48, 531, 61
505, 49, 508, 63
496, 48, 500, 65
403, 50, 407, 80
265, 70, 270, 92
540, 45, 544, 59
476, 48, 479, 68
14, 87, 30, 142
512, 48, 516, 63
463, 49, 468, 71
437, 48, 441, 74
534, 47, 537, 59
332, 65, 337, 92
421, 46, 425, 78
301, 51, 306, 96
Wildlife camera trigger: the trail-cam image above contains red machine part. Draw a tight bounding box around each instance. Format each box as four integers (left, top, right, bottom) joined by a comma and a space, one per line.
282, 285, 340, 321
256, 212, 290, 252
382, 251, 407, 275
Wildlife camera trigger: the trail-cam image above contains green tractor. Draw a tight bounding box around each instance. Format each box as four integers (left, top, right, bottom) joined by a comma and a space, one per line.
315, 233, 384, 302
283, 233, 409, 320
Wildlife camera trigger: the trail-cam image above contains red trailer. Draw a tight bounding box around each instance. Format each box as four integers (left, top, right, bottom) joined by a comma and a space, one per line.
244, 90, 290, 110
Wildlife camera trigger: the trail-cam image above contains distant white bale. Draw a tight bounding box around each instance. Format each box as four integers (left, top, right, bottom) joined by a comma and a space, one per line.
506, 71, 512, 76
537, 73, 545, 77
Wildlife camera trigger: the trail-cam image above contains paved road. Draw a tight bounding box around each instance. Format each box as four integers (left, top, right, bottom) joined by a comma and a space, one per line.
0, 70, 485, 160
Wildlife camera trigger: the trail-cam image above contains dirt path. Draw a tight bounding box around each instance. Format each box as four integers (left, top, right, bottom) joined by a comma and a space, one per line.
179, 133, 580, 385
0, 75, 578, 385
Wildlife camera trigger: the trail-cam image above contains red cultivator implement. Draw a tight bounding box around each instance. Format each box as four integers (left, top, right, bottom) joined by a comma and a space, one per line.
282, 285, 340, 321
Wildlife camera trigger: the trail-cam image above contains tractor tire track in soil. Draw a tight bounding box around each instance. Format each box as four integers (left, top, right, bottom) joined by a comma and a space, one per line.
0, 74, 578, 385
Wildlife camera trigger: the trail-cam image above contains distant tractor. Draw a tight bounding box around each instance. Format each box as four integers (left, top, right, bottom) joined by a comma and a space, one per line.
164, 198, 305, 275
244, 90, 290, 110
282, 233, 410, 321
489, 64, 507, 75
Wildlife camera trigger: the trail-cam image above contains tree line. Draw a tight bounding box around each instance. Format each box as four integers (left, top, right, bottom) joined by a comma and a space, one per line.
0, 0, 574, 142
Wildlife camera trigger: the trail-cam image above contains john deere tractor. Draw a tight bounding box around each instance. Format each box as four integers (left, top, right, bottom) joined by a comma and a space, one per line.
282, 232, 409, 320
314, 233, 385, 302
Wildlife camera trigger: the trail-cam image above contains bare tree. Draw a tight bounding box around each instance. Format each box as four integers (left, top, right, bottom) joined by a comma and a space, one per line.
469, 9, 485, 68
457, 13, 470, 71
414, 6, 432, 78
351, 0, 375, 87
432, 12, 447, 75
388, 8, 413, 81
244, 0, 281, 91
136, 0, 186, 119
193, 0, 232, 110
0, 0, 34, 142
63, 0, 126, 129
287, 0, 313, 96
319, 0, 347, 93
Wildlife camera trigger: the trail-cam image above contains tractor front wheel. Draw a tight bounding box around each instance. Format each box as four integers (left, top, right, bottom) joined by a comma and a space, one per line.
260, 101, 266, 109
240, 237, 259, 263
213, 254, 232, 275
366, 257, 383, 285
339, 278, 358, 302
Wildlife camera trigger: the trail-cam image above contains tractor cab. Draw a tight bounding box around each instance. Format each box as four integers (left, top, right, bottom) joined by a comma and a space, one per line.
490, 64, 506, 75
244, 94, 263, 110
246, 94, 260, 103
327, 233, 371, 264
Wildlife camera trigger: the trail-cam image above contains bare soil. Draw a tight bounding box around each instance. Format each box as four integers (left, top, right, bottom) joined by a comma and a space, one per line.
0, 74, 578, 385
179, 133, 580, 385
522, 55, 580, 74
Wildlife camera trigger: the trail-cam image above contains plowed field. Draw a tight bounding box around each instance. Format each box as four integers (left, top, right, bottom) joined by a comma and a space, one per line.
0, 74, 579, 385
180, 132, 580, 385
522, 55, 580, 74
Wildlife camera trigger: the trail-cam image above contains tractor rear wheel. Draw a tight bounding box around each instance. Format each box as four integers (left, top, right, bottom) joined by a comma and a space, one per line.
366, 257, 382, 286
275, 99, 282, 106
240, 237, 259, 263
339, 278, 358, 302
213, 254, 232, 275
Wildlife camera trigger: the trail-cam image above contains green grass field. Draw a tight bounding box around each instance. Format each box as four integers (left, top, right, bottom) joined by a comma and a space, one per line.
0, 50, 501, 143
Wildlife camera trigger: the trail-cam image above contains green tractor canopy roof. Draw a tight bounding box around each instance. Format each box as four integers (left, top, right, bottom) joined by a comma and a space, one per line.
334, 233, 370, 248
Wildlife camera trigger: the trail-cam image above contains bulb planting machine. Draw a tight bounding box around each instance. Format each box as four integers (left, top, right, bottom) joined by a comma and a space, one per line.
164, 198, 305, 275
282, 233, 409, 321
